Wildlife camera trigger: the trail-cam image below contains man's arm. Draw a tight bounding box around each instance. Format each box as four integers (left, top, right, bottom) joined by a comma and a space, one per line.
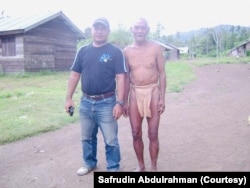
115, 73, 126, 102
65, 71, 81, 113
113, 73, 126, 119
157, 46, 167, 114
123, 51, 130, 117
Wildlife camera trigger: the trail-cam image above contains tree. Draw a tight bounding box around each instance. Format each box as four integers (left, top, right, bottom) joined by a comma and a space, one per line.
150, 23, 165, 41
77, 23, 250, 57
108, 24, 133, 49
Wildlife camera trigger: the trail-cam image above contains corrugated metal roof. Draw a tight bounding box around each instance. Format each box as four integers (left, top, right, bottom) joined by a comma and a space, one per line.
178, 47, 189, 54
228, 39, 250, 53
152, 40, 180, 51
158, 42, 173, 50
0, 11, 86, 39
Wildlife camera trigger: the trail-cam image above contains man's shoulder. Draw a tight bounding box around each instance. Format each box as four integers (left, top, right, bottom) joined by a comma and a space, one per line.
108, 42, 119, 48
150, 40, 167, 50
78, 44, 92, 53
123, 44, 135, 52
107, 43, 123, 52
124, 44, 133, 49
148, 40, 162, 47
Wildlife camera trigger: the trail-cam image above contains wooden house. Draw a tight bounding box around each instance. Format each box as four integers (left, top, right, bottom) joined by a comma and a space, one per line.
155, 41, 180, 61
178, 47, 189, 54
227, 39, 250, 57
0, 11, 86, 73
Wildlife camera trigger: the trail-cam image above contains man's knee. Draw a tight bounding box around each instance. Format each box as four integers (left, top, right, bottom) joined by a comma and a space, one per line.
148, 132, 158, 141
132, 131, 142, 141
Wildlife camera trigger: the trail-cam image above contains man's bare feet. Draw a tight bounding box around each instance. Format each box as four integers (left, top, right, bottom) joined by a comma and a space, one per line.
150, 166, 157, 172
133, 167, 145, 172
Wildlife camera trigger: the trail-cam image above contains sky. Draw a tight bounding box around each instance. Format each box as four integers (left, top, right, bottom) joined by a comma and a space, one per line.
1, 0, 249, 35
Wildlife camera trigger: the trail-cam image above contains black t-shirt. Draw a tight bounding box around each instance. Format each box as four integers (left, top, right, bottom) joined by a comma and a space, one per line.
71, 43, 126, 95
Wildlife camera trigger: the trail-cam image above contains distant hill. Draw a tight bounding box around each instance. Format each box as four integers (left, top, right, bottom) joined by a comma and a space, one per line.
170, 24, 250, 42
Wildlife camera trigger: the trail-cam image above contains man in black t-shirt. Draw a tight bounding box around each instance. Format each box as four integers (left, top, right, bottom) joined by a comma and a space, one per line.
65, 17, 127, 175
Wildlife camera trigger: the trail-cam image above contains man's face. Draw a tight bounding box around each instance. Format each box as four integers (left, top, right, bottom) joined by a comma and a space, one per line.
131, 20, 149, 43
92, 23, 110, 44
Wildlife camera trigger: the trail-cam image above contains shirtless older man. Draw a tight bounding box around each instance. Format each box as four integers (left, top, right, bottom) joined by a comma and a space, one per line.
123, 18, 167, 171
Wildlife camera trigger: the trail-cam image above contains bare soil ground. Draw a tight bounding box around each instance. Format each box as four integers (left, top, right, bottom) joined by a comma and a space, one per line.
0, 63, 250, 188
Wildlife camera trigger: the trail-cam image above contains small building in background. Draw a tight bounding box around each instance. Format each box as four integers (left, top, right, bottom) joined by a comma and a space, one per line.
227, 40, 250, 58
156, 41, 180, 61
178, 47, 189, 54
0, 11, 86, 73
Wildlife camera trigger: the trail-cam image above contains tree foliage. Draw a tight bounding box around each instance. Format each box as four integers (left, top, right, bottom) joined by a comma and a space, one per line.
166, 25, 250, 57
78, 24, 250, 57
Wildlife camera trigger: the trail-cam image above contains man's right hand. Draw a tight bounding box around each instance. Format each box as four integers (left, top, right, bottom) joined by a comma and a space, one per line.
123, 103, 129, 117
65, 100, 74, 115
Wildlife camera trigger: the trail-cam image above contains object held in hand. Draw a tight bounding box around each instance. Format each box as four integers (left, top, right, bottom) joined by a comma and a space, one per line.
69, 106, 74, 116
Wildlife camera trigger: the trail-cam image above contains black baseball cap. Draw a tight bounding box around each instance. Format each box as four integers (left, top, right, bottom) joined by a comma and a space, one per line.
92, 17, 110, 28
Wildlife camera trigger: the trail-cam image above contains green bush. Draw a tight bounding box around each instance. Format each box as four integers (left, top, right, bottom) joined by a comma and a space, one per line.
246, 50, 250, 57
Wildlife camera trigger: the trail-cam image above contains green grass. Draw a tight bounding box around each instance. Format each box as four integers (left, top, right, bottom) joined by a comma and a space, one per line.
0, 71, 81, 144
165, 56, 250, 92
166, 62, 196, 93
0, 56, 249, 144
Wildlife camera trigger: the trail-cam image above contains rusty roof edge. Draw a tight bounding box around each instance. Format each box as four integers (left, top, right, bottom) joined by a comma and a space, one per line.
0, 29, 25, 35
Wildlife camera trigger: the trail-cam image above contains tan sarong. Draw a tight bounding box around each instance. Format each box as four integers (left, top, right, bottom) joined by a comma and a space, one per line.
131, 84, 158, 118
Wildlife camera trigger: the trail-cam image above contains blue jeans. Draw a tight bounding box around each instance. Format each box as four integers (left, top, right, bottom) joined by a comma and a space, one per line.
79, 95, 120, 171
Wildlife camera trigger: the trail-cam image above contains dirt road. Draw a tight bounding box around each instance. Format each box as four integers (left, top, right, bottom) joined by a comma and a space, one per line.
0, 63, 250, 188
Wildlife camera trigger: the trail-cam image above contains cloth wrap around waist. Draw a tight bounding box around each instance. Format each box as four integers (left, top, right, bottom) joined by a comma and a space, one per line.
131, 83, 159, 118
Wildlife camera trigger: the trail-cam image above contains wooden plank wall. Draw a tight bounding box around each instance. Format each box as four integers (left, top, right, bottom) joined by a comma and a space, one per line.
0, 58, 25, 73
23, 18, 78, 72
246, 42, 250, 51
